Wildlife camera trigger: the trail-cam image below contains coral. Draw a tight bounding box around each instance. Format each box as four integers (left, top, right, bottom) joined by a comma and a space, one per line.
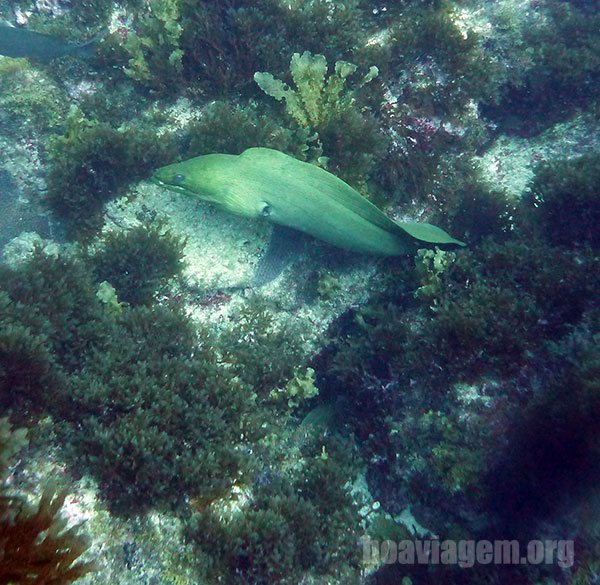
45, 109, 177, 239
0, 418, 95, 585
88, 221, 186, 306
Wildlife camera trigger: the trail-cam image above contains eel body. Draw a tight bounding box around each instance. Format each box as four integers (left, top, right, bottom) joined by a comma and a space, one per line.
152, 147, 465, 256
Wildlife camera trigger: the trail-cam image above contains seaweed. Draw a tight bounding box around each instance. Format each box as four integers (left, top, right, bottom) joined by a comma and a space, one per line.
184, 0, 367, 97
56, 301, 260, 514
187, 437, 361, 584
119, 0, 368, 97
0, 320, 55, 411
523, 153, 600, 249
255, 51, 378, 129
483, 338, 600, 535
183, 101, 304, 158
388, 2, 499, 112
88, 221, 186, 306
0, 418, 95, 585
255, 50, 385, 187
215, 298, 310, 399
314, 229, 599, 545
122, 0, 185, 92
0, 487, 96, 585
0, 246, 317, 514
0, 62, 67, 132
482, 1, 600, 135
0, 247, 105, 373
45, 110, 177, 240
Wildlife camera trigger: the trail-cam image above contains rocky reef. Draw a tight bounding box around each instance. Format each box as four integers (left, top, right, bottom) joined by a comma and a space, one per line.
0, 0, 599, 584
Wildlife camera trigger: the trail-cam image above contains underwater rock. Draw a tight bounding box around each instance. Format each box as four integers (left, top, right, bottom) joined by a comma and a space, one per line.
0, 168, 54, 260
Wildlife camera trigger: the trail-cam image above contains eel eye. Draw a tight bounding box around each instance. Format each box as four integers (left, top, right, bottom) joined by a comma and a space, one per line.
174, 173, 185, 184
261, 204, 272, 217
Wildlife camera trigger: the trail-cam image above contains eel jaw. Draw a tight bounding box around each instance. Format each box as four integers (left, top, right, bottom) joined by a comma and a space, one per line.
150, 176, 193, 196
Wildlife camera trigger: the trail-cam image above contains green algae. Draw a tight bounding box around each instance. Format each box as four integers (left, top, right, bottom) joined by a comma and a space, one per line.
255, 51, 384, 187
45, 110, 177, 240
524, 153, 600, 249
89, 221, 186, 306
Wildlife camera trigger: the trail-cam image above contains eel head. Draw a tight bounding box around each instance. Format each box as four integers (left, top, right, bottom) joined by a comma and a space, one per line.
151, 153, 266, 218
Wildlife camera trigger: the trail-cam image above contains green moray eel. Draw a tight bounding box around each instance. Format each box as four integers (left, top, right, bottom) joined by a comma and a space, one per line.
152, 147, 465, 256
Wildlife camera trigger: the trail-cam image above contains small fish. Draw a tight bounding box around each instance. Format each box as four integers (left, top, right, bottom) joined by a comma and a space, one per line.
0, 22, 98, 60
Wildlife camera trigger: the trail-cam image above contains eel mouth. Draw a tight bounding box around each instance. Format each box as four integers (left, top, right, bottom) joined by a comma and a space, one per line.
150, 175, 192, 196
